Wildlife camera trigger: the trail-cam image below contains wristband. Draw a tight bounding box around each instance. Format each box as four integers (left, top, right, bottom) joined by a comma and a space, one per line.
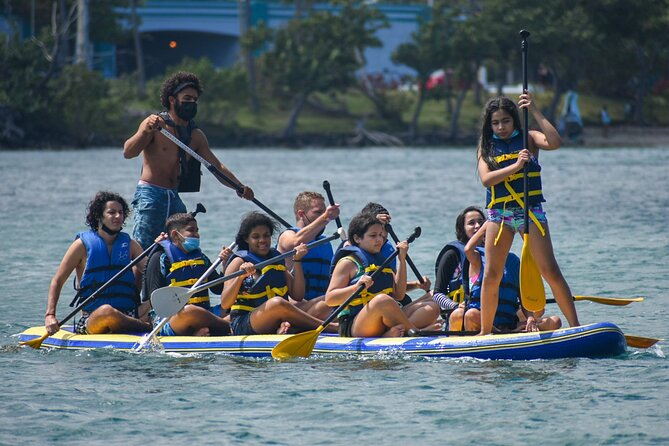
45, 313, 56, 317
293, 259, 302, 263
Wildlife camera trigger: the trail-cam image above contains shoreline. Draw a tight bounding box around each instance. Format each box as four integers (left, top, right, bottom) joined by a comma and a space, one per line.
2, 125, 667, 150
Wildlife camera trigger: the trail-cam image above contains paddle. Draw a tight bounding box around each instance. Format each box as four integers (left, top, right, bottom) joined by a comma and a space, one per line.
272, 226, 422, 360
149, 229, 347, 314
547, 296, 644, 306
386, 224, 426, 287
624, 334, 662, 349
518, 29, 545, 313
322, 180, 343, 229
133, 242, 236, 352
323, 180, 427, 288
22, 240, 160, 349
158, 127, 292, 229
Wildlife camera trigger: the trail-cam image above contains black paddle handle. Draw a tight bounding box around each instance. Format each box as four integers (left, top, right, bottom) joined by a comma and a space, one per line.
321, 227, 421, 328
158, 127, 292, 229
57, 241, 159, 328
322, 180, 343, 229
190, 230, 342, 294
520, 29, 530, 234
386, 223, 425, 285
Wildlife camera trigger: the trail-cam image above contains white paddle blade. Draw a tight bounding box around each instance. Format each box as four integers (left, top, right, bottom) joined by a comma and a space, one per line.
151, 286, 191, 318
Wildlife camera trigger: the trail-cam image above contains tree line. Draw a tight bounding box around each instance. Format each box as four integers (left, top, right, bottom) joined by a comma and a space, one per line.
1, 0, 668, 148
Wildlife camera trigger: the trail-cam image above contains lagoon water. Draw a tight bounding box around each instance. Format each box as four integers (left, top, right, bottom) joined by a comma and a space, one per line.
0, 146, 667, 445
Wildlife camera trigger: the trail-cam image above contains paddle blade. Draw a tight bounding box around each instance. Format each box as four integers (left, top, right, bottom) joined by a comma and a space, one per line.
151, 286, 191, 318
574, 295, 644, 306
20, 332, 49, 349
520, 234, 545, 312
271, 327, 324, 360
625, 334, 662, 349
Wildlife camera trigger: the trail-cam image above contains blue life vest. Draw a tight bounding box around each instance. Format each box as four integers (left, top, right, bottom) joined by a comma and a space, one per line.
159, 239, 211, 309
281, 227, 334, 301
331, 245, 395, 319
485, 132, 545, 210
467, 247, 520, 329
71, 231, 138, 313
230, 248, 288, 315
434, 240, 466, 304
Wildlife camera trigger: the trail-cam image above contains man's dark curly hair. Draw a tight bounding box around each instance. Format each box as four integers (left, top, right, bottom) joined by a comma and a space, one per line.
160, 71, 203, 109
85, 191, 130, 231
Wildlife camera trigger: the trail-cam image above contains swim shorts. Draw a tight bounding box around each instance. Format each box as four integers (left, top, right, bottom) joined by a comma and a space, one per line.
131, 182, 187, 249
487, 204, 547, 233
230, 312, 257, 336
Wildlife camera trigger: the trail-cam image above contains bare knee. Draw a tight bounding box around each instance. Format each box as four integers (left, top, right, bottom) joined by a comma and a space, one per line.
464, 309, 481, 330
367, 294, 397, 310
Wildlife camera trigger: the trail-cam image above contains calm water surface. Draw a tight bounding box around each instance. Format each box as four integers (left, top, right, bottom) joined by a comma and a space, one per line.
0, 146, 667, 445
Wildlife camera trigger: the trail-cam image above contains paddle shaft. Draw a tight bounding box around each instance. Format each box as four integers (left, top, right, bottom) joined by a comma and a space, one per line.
322, 180, 343, 229
520, 29, 530, 234
134, 242, 237, 352
320, 228, 421, 329
386, 224, 425, 285
57, 241, 159, 329
158, 127, 292, 228
187, 231, 342, 296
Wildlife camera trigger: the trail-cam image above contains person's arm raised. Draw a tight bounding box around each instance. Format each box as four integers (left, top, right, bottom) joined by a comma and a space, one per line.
519, 92, 561, 150
277, 205, 340, 253
123, 115, 164, 159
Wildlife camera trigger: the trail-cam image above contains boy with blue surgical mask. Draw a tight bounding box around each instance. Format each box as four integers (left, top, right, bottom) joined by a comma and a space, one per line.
143, 212, 232, 336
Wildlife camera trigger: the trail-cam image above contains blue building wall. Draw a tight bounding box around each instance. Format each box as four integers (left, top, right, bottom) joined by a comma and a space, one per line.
118, 1, 426, 79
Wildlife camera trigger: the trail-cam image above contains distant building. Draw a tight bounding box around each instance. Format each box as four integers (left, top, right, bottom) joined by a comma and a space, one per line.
114, 1, 428, 79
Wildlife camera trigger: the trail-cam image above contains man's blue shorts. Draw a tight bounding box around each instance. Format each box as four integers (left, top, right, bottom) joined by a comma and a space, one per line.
131, 182, 187, 249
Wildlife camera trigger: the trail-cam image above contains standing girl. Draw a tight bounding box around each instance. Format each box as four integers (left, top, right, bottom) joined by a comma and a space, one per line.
476, 93, 580, 335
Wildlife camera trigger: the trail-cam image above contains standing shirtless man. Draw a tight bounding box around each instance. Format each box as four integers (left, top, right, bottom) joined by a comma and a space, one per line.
123, 71, 254, 249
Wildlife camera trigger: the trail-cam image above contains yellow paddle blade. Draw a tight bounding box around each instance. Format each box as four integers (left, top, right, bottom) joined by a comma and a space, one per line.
625, 334, 662, 349
573, 295, 644, 306
520, 234, 545, 312
20, 331, 49, 349
271, 326, 325, 360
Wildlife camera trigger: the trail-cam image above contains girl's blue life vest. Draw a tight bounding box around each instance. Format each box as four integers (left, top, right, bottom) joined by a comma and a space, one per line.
434, 240, 467, 304
158, 111, 201, 193
159, 239, 211, 309
70, 231, 138, 313
229, 248, 288, 315
280, 227, 334, 301
331, 245, 396, 320
485, 131, 545, 211
464, 247, 520, 329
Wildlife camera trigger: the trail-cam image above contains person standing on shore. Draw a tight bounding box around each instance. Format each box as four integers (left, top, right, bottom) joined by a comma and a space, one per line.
123, 71, 254, 249
601, 105, 611, 138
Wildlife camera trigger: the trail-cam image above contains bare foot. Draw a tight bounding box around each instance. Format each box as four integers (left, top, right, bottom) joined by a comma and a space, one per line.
277, 322, 291, 334
383, 324, 406, 338
423, 322, 443, 332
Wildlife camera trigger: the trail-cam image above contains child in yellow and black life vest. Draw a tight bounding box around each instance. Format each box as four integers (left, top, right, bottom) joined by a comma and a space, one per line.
143, 212, 231, 336
221, 212, 330, 336
476, 92, 580, 335
326, 212, 418, 338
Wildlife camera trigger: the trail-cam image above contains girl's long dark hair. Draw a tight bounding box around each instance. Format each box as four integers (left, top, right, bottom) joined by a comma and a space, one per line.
235, 212, 277, 250
478, 96, 522, 170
